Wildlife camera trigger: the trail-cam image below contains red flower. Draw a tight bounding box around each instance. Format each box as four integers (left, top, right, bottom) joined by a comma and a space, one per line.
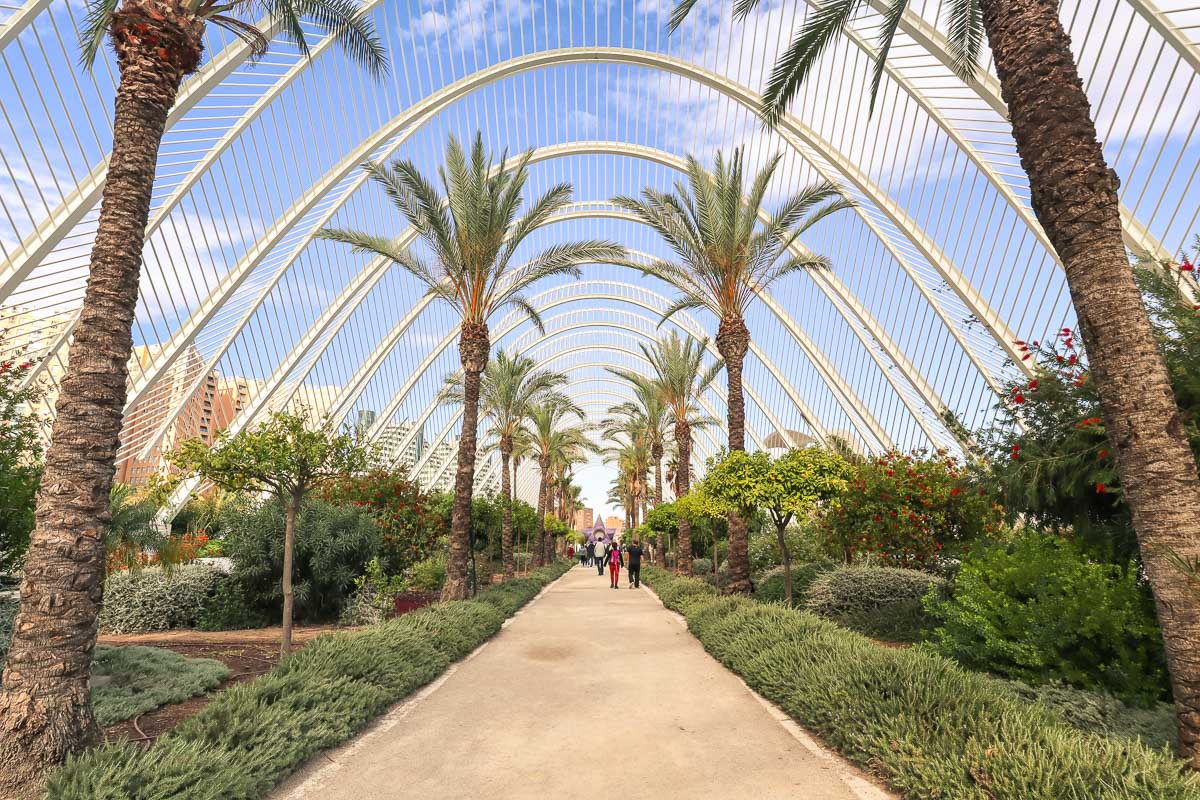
1013, 393, 1025, 404
1027, 380, 1038, 390
1010, 444, 1020, 460
1095, 483, 1108, 494
1181, 260, 1194, 272
1098, 449, 1110, 459
950, 487, 961, 496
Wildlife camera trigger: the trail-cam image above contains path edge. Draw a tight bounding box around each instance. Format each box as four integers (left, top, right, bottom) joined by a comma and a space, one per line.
270, 566, 572, 800
641, 583, 896, 800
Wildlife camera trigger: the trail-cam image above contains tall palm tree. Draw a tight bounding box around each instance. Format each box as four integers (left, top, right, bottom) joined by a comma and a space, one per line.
0, 4, 386, 792
444, 352, 567, 578
606, 383, 670, 507
614, 149, 852, 594
524, 397, 594, 566
611, 331, 720, 575
601, 421, 651, 529
671, 0, 1200, 763
320, 134, 622, 600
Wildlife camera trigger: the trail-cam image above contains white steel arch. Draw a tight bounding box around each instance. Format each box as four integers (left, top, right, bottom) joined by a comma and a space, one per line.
24, 46, 1026, 410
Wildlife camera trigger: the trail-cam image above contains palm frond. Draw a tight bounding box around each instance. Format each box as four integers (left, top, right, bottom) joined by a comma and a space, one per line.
287, 0, 387, 76
761, 0, 865, 127
944, 0, 984, 83
79, 0, 120, 67
867, 0, 907, 112
209, 14, 270, 58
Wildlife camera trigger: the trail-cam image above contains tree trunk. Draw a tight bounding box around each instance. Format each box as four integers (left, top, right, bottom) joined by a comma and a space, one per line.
653, 445, 664, 507
775, 520, 793, 607
444, 322, 489, 601
280, 492, 300, 657
500, 443, 514, 578
982, 0, 1200, 764
717, 316, 753, 595
674, 417, 693, 576
0, 6, 203, 795
532, 458, 548, 568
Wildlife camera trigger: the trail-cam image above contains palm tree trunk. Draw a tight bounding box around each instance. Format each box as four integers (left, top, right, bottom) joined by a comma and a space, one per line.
280, 491, 301, 657
674, 417, 693, 576
444, 322, 489, 601
0, 6, 203, 794
982, 0, 1200, 763
717, 316, 753, 595
533, 458, 548, 567
500, 444, 514, 578
653, 445, 664, 507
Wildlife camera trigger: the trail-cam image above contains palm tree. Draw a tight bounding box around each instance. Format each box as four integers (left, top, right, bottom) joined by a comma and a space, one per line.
613, 149, 852, 594
444, 352, 567, 578
524, 398, 594, 566
320, 134, 623, 600
670, 0, 1200, 763
601, 422, 651, 530
611, 331, 720, 575
0, 5, 386, 792
606, 384, 670, 508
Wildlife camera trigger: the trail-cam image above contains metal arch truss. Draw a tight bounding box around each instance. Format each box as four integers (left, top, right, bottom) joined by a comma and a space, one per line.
472, 377, 724, 498
29, 43, 1074, 410
382, 308, 776, 481
136, 140, 961, 470
421, 347, 739, 494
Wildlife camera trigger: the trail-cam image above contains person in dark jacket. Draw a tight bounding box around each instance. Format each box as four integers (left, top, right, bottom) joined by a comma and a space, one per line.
605, 541, 624, 589
625, 539, 645, 588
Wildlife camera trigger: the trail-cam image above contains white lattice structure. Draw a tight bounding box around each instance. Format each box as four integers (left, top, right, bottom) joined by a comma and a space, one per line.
0, 0, 1197, 506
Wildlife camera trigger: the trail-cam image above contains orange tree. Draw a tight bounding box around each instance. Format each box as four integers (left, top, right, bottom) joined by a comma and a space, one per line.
324, 470, 443, 577
820, 450, 1002, 569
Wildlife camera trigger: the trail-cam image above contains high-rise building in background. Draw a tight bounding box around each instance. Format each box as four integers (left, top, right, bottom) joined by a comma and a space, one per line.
573, 507, 594, 532
605, 515, 625, 535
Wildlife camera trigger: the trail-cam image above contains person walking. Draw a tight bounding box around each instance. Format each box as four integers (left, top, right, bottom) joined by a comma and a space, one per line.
626, 538, 644, 589
606, 540, 624, 589
596, 539, 606, 576
578, 543, 587, 568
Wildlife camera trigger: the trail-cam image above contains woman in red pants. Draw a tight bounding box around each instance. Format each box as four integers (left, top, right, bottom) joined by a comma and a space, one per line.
606, 541, 624, 589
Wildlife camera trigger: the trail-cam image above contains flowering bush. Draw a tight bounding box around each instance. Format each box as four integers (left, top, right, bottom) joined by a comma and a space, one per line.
0, 354, 42, 572
819, 450, 1001, 568
324, 470, 443, 576
972, 266, 1199, 563
924, 532, 1169, 704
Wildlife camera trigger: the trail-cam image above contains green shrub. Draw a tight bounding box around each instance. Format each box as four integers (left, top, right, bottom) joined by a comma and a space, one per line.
753, 560, 835, 606
91, 645, 230, 727
690, 557, 712, 576
407, 552, 447, 592
221, 500, 380, 623
1004, 680, 1175, 752
196, 577, 271, 632
804, 565, 945, 642
925, 532, 1169, 704
0, 596, 15, 667
640, 567, 1197, 799
99, 565, 223, 634
47, 562, 572, 799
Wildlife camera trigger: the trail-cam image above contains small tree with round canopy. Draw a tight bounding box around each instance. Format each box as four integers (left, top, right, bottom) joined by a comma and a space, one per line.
172, 409, 370, 656
703, 448, 851, 605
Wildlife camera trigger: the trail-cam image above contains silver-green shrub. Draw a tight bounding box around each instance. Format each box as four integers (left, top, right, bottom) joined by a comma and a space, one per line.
99, 564, 222, 634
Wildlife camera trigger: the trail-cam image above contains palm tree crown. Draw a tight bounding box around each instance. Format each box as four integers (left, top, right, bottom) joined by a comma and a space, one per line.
81, 0, 387, 74
320, 132, 624, 334
612, 148, 853, 325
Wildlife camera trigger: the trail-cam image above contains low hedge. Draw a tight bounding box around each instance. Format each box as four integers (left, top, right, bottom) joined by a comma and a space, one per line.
641, 567, 1198, 799
805, 565, 945, 642
753, 561, 836, 606
92, 645, 230, 727
100, 565, 223, 634
48, 561, 571, 800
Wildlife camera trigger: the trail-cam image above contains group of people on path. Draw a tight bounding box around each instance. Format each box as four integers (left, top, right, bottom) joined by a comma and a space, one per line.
575, 538, 644, 589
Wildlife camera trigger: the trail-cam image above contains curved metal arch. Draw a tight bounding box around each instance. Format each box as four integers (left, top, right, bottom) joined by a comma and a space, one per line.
378, 310, 777, 481
498, 269, 889, 449
31, 45, 1017, 410
334, 276, 849, 452
410, 344, 752, 488
469, 380, 725, 493
138, 151, 907, 467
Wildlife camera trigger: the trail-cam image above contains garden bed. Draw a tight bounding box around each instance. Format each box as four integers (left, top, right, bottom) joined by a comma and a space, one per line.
97, 637, 304, 745
642, 567, 1198, 799
50, 562, 573, 799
